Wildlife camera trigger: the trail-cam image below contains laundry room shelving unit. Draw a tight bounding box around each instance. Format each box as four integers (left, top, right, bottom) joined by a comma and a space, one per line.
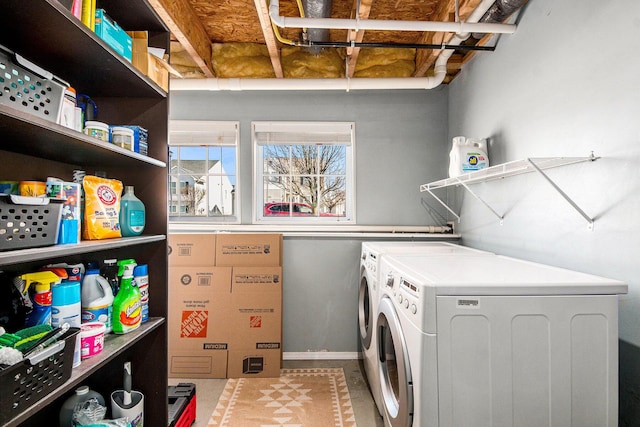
0, 1, 169, 426
420, 153, 599, 230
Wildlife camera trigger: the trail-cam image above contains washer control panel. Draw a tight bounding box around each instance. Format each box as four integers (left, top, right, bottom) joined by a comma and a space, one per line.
398, 276, 422, 322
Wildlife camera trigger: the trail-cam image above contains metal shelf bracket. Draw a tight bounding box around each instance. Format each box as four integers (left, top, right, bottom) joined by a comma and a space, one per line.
420, 153, 598, 230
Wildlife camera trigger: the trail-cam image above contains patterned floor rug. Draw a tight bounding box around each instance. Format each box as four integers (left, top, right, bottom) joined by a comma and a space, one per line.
207, 368, 357, 427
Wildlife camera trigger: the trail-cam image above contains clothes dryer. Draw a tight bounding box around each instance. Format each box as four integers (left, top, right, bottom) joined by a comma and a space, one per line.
358, 241, 491, 416
376, 254, 627, 427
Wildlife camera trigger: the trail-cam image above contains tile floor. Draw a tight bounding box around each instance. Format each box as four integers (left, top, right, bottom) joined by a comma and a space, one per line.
169, 359, 385, 427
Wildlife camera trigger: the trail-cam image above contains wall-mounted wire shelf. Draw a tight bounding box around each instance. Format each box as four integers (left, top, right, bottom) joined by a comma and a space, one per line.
420, 153, 599, 230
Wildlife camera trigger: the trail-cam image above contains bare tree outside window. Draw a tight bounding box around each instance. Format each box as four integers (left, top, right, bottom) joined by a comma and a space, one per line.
264, 144, 347, 216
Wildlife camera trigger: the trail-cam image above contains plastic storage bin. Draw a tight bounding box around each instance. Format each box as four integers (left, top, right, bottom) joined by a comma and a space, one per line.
0, 44, 68, 123
0, 195, 63, 251
0, 327, 80, 425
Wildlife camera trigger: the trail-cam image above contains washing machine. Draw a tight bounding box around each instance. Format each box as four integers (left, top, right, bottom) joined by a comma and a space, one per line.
358, 241, 492, 416
376, 253, 627, 427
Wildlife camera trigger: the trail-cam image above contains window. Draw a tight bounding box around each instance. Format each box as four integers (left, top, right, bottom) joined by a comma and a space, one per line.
169, 121, 239, 222
253, 122, 355, 223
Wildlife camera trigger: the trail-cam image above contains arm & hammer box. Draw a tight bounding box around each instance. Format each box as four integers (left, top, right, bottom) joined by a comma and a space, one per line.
168, 266, 231, 378
227, 266, 283, 378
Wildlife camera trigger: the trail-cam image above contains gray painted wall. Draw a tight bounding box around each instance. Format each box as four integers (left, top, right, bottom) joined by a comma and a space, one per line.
448, 0, 640, 346
170, 89, 451, 351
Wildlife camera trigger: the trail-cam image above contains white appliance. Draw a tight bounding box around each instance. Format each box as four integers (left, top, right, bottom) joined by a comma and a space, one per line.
376, 254, 627, 427
358, 241, 492, 416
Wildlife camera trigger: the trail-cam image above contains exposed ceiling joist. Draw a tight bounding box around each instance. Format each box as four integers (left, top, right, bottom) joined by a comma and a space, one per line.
254, 0, 285, 78
148, 0, 215, 78
414, 0, 481, 77
346, 0, 374, 78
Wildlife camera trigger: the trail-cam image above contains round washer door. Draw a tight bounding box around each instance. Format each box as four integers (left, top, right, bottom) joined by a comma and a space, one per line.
359, 270, 374, 349
377, 296, 413, 427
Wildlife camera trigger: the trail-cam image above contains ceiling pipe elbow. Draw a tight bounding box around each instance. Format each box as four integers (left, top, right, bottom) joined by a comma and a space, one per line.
269, 0, 516, 34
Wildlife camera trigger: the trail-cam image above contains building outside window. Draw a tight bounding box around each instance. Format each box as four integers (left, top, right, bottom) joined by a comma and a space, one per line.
168, 120, 239, 222
253, 121, 355, 223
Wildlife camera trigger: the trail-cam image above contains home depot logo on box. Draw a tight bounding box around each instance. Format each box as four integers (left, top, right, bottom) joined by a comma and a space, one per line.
250, 315, 262, 328
181, 310, 209, 338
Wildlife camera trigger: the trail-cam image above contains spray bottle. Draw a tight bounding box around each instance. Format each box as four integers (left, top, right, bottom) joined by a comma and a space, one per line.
16, 271, 62, 327
112, 269, 141, 334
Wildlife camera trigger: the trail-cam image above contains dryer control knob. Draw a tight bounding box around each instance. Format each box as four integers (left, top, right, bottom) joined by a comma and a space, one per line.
397, 294, 403, 304
404, 299, 410, 309
411, 304, 417, 314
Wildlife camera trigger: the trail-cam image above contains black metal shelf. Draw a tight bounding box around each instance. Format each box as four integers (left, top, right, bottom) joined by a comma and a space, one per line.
0, 104, 166, 168
0, 0, 167, 98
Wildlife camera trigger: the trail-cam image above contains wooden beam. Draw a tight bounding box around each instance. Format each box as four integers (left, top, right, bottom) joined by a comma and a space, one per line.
414, 0, 480, 78
147, 0, 215, 78
253, 0, 284, 78
346, 0, 374, 78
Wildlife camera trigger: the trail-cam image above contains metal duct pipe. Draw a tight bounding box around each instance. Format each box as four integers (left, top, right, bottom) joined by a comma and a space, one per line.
269, 0, 516, 35
473, 0, 529, 39
302, 0, 333, 54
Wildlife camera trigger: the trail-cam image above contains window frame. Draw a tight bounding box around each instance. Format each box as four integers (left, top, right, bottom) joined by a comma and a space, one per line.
252, 121, 356, 224
168, 120, 240, 223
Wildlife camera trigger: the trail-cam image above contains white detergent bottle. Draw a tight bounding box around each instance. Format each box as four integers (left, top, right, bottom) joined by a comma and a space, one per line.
81, 269, 114, 333
449, 136, 490, 178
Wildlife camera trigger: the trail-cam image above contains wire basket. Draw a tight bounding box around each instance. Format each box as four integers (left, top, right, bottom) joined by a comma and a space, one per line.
0, 327, 80, 424
0, 44, 68, 123
0, 195, 63, 251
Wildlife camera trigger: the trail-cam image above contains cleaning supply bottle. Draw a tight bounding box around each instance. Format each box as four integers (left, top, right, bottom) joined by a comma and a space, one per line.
112, 270, 141, 334
81, 270, 114, 333
100, 258, 120, 296
448, 136, 490, 178
59, 385, 106, 427
52, 280, 82, 367
133, 265, 149, 323
120, 186, 145, 237
19, 271, 61, 327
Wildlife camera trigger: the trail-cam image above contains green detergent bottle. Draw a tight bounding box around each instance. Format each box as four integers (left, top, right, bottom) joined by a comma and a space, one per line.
111, 271, 141, 334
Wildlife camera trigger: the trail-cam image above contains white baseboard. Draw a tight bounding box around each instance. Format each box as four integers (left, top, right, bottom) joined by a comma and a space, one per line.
283, 352, 361, 360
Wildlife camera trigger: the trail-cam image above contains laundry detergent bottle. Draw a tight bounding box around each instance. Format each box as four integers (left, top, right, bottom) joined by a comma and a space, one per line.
81, 269, 114, 333
448, 136, 490, 178
112, 271, 141, 334
120, 186, 145, 237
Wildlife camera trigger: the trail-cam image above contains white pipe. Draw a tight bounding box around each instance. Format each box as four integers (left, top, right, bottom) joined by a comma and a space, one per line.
171, 76, 446, 91
269, 0, 515, 35
169, 0, 501, 92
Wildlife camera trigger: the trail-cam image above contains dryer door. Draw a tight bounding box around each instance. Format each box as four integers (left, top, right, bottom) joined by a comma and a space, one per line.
359, 270, 374, 349
377, 296, 413, 427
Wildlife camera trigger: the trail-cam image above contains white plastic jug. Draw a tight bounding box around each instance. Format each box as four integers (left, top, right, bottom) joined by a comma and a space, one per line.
81, 269, 114, 333
449, 136, 490, 178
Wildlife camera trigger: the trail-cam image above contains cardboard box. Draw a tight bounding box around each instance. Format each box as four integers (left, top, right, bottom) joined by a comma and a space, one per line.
127, 31, 181, 91
168, 234, 216, 267
94, 9, 132, 62
216, 234, 282, 267
168, 266, 231, 378
229, 267, 282, 348
227, 267, 282, 378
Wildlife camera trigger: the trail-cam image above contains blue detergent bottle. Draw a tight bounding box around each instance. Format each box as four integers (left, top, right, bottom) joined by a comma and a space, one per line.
120, 186, 145, 237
